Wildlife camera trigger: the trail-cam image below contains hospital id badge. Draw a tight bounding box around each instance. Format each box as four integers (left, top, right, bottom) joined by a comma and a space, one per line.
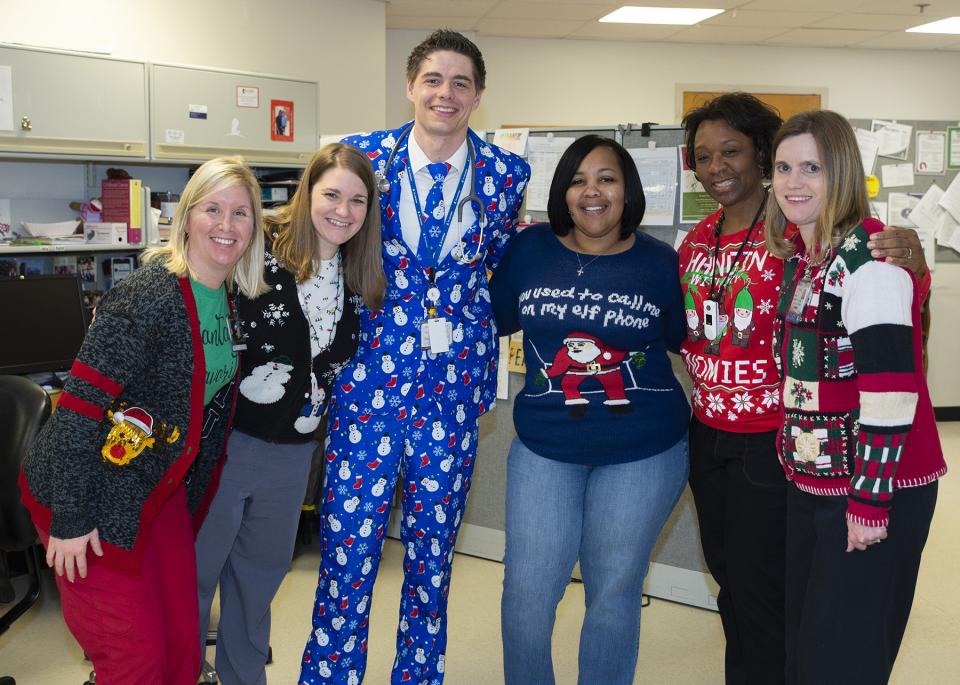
421, 317, 452, 353
786, 276, 813, 324
702, 299, 720, 341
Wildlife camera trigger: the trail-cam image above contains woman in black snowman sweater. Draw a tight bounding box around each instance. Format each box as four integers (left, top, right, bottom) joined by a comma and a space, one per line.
195, 144, 385, 684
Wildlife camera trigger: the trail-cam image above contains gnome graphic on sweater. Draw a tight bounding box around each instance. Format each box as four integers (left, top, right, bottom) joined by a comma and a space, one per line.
730, 286, 756, 348
685, 291, 703, 343
543, 332, 630, 416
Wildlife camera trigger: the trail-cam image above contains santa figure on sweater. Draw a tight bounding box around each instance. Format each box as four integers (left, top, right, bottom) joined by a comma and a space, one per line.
543, 332, 630, 415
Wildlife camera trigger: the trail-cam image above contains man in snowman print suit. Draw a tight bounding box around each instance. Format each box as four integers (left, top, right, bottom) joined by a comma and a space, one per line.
300, 30, 529, 685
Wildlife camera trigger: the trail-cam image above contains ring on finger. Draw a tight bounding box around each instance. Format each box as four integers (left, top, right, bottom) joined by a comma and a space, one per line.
906, 247, 913, 259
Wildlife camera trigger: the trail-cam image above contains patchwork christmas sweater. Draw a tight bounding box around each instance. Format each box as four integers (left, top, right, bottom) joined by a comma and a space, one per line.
678, 210, 783, 433
773, 219, 946, 526
490, 224, 689, 465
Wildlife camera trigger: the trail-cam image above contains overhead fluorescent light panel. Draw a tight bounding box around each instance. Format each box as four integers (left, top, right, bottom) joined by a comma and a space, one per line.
600, 6, 724, 25
906, 17, 960, 34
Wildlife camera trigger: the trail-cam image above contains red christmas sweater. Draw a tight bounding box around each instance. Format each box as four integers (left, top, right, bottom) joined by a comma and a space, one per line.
678, 209, 783, 433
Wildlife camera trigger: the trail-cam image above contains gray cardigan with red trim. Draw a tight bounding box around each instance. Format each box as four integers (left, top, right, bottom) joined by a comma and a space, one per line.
20, 259, 235, 574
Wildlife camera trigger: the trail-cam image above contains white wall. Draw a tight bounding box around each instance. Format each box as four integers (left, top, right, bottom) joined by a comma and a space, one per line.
0, 0, 387, 134
387, 29, 960, 406
388, 30, 960, 128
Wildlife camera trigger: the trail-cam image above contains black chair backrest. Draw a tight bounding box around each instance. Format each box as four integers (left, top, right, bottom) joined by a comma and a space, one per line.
0, 375, 52, 551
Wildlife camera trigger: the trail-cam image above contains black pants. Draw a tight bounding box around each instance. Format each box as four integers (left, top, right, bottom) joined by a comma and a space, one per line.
785, 482, 938, 685
688, 416, 787, 685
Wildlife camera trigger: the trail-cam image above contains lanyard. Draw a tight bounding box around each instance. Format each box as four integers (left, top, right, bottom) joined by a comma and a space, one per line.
405, 154, 470, 269
708, 189, 767, 302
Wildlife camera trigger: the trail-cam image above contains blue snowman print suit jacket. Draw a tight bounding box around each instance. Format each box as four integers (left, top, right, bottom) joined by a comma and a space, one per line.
338, 123, 530, 420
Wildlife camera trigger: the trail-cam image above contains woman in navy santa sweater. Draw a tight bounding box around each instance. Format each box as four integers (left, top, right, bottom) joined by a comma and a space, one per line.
490, 135, 689, 685
766, 110, 946, 685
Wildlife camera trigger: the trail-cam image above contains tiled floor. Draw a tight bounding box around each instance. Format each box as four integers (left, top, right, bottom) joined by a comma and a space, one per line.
2, 422, 957, 684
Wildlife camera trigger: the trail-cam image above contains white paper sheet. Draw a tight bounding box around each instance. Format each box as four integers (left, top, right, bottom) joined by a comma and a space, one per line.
855, 128, 880, 176
872, 120, 912, 160
915, 131, 946, 175
935, 210, 960, 256
628, 146, 678, 226
869, 201, 888, 223
887, 192, 919, 228
938, 173, 960, 223
881, 163, 915, 188
909, 184, 944, 263
948, 127, 960, 169
493, 128, 529, 157
0, 66, 12, 132
525, 135, 575, 212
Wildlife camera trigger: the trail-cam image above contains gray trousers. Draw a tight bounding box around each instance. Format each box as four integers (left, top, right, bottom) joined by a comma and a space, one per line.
196, 429, 313, 685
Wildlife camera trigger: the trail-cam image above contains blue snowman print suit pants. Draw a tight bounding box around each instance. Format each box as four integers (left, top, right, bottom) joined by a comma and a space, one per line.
299, 125, 530, 685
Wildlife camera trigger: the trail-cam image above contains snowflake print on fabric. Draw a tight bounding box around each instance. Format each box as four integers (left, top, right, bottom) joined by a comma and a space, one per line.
731, 392, 755, 414
758, 298, 773, 315
824, 301, 833, 310
761, 268, 776, 282
788, 381, 813, 408
263, 303, 290, 327
261, 343, 275, 353
842, 234, 861, 252
761, 388, 779, 408
706, 392, 725, 414
792, 339, 805, 368
264, 251, 281, 274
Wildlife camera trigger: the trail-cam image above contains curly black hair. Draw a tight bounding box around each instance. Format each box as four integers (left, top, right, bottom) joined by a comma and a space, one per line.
681, 93, 783, 178
406, 29, 486, 92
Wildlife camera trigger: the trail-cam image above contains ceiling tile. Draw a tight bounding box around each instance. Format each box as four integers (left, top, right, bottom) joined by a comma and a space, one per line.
474, 17, 588, 38
848, 30, 960, 49
568, 22, 686, 40
704, 10, 833, 28
847, 0, 960, 15
485, 2, 613, 21
386, 15, 479, 32
667, 25, 792, 44
811, 13, 935, 31
743, 0, 864, 10
386, 1, 497, 19
762, 27, 889, 47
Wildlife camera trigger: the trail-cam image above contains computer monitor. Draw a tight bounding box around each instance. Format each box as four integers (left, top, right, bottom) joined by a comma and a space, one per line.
0, 275, 90, 375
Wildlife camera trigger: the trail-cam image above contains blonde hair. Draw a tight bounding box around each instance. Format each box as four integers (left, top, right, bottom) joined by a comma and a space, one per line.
268, 143, 386, 310
765, 110, 870, 263
142, 156, 268, 298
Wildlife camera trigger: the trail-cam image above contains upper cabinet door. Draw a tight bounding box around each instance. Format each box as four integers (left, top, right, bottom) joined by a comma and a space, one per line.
0, 45, 148, 159
151, 64, 318, 167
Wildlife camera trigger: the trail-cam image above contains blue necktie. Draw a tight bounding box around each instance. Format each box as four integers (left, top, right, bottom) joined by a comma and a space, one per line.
418, 161, 450, 265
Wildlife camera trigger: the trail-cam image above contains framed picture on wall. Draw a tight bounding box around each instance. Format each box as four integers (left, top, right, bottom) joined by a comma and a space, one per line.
271, 99, 294, 142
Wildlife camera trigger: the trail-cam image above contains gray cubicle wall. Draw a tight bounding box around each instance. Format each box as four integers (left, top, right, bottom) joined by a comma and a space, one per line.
849, 118, 959, 265
413, 125, 719, 611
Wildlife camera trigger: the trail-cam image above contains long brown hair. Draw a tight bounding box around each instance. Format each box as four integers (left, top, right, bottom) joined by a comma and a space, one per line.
268, 144, 385, 310
766, 110, 869, 263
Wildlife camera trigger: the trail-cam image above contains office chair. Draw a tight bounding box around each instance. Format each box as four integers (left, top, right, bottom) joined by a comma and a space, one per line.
0, 375, 53, 685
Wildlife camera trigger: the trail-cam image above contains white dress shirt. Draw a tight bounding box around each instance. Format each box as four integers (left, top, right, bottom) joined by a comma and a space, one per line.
399, 133, 477, 263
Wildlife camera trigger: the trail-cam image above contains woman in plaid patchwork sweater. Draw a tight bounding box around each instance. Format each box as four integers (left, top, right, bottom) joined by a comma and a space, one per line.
766, 110, 946, 685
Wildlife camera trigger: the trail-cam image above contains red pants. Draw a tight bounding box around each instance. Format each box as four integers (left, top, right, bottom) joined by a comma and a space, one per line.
40, 485, 200, 685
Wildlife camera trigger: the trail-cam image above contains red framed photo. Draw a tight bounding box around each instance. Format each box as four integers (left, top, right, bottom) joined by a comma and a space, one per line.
270, 99, 294, 142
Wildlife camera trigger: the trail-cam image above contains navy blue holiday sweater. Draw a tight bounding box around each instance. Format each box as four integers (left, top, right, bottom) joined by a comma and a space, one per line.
490, 224, 689, 465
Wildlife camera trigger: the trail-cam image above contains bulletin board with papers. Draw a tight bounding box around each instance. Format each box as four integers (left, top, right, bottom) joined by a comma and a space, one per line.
850, 118, 960, 267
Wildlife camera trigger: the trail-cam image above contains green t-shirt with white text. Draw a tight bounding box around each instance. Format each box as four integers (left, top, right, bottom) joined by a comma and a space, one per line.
190, 278, 237, 405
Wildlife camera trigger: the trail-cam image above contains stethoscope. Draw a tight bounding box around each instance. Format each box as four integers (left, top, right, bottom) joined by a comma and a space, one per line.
374, 123, 487, 265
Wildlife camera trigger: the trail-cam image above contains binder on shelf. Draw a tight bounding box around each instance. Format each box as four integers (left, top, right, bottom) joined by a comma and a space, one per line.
101, 178, 143, 245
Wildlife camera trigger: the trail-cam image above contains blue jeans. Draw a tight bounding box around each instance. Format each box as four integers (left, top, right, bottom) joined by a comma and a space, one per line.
501, 436, 689, 685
